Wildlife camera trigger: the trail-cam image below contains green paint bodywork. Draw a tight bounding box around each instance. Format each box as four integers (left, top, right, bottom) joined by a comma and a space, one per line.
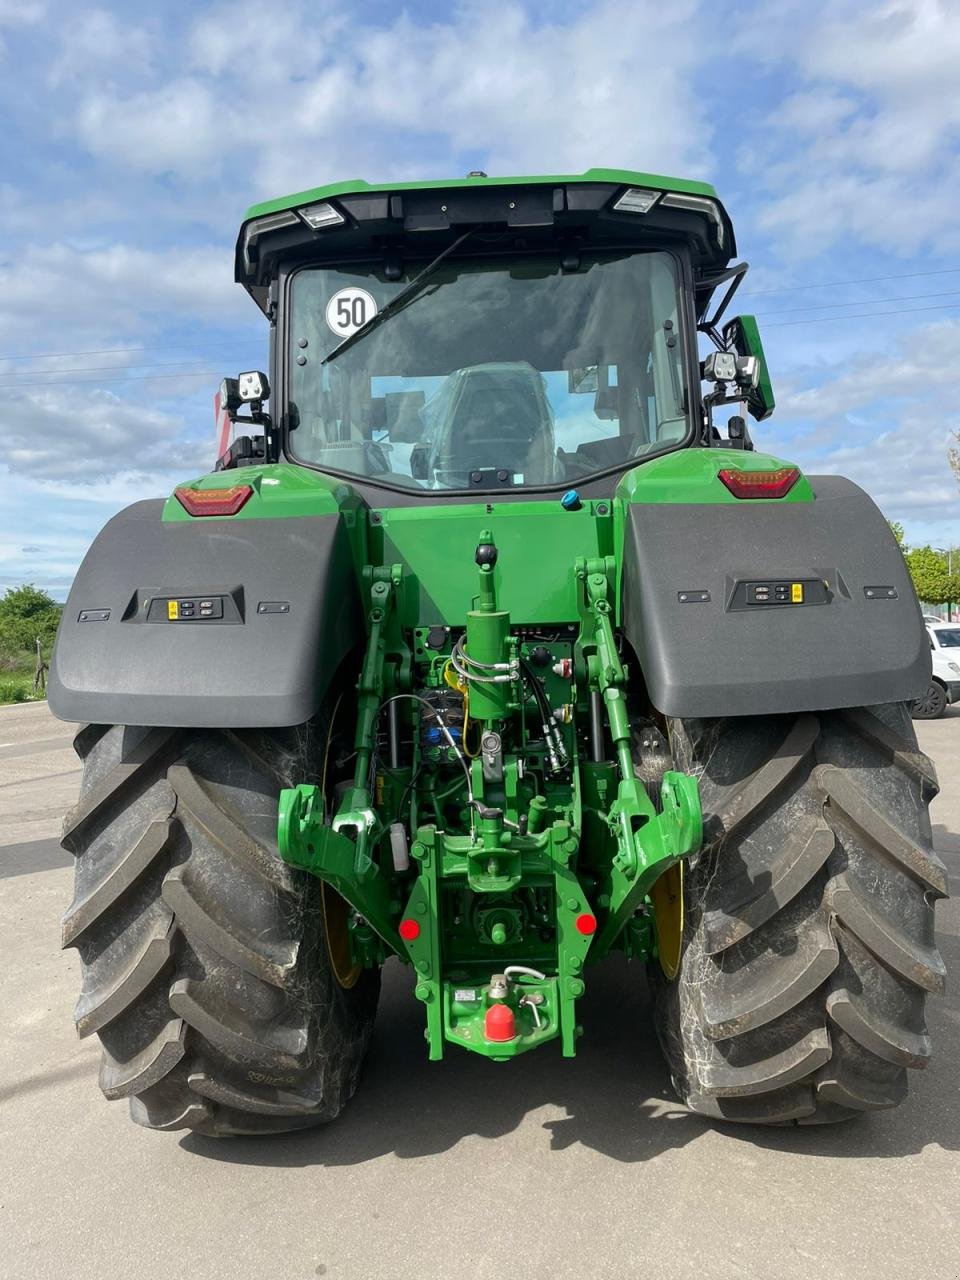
241, 167, 720, 225
166, 449, 810, 519
277, 545, 703, 1060
163, 463, 351, 520
728, 314, 776, 421
173, 172, 801, 1064
614, 447, 812, 504
169, 450, 803, 1059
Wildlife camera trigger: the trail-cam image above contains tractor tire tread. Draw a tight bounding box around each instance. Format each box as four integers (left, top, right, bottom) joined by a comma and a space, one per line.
62, 723, 379, 1136
655, 705, 945, 1125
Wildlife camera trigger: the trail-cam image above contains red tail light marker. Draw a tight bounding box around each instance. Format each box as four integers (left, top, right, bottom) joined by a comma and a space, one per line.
174, 485, 253, 516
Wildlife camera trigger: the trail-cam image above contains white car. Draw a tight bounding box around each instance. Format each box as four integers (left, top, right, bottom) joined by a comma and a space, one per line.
911, 622, 960, 719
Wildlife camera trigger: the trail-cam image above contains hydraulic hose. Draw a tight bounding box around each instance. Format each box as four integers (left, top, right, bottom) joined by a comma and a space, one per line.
519, 657, 568, 771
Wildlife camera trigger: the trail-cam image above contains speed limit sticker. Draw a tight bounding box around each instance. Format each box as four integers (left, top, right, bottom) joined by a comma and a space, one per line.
325, 287, 378, 338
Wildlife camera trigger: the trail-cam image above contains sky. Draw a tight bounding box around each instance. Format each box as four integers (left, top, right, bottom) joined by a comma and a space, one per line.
1, 0, 958, 596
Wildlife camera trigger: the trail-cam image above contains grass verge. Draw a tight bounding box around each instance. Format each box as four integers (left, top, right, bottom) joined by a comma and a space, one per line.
0, 649, 47, 705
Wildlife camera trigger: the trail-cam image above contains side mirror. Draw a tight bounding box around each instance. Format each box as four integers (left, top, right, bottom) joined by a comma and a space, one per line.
568, 366, 600, 394
410, 445, 430, 481
722, 316, 775, 420
385, 390, 426, 444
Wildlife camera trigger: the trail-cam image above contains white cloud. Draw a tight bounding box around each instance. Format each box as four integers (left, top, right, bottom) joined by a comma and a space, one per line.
2, 0, 958, 585
187, 0, 337, 78
0, 0, 43, 58
0, 383, 214, 595
775, 319, 960, 421
5, 387, 210, 482
47, 7, 155, 86
0, 241, 251, 354
68, 0, 714, 190
740, 0, 960, 253
770, 319, 960, 538
0, 0, 43, 27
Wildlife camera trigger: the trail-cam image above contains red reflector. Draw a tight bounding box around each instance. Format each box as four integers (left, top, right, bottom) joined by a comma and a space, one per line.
575, 913, 597, 936
174, 484, 252, 516
398, 918, 420, 942
484, 1002, 517, 1042
718, 467, 800, 499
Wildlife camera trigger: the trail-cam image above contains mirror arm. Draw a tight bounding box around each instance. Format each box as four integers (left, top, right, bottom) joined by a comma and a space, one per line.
702, 386, 755, 445
227, 407, 272, 430
697, 261, 749, 333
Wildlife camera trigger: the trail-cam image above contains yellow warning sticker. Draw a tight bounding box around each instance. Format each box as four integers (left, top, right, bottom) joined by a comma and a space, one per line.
167, 600, 179, 620
791, 583, 804, 603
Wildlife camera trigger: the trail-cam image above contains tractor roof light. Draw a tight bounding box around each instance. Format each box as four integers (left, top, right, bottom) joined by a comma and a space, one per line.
718, 467, 800, 500
295, 200, 346, 230
659, 192, 726, 248
241, 210, 299, 272
174, 484, 253, 516
613, 187, 661, 214
241, 202, 344, 272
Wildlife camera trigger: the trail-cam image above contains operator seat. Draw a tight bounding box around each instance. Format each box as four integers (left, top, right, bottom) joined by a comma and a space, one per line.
429, 363, 558, 485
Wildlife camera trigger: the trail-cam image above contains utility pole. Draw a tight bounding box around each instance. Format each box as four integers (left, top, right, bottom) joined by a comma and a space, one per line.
934, 546, 956, 621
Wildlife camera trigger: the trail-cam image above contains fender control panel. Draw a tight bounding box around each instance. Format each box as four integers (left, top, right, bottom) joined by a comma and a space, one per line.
729, 578, 830, 610
145, 594, 239, 623
166, 596, 222, 620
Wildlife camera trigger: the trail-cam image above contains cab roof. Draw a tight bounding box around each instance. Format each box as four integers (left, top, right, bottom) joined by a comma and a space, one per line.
242, 168, 721, 222
235, 168, 736, 310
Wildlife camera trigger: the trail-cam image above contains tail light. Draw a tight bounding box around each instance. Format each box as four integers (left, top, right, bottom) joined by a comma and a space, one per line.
718, 467, 800, 500
174, 484, 253, 516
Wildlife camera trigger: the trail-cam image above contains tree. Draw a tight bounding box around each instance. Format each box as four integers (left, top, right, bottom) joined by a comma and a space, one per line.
903, 546, 960, 609
888, 520, 906, 549
0, 584, 62, 653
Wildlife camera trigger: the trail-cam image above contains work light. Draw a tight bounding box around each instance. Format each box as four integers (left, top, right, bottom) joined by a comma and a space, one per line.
238, 370, 269, 403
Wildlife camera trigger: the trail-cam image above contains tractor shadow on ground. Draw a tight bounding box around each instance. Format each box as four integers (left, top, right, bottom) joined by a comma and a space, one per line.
185, 955, 707, 1167
182, 922, 960, 1168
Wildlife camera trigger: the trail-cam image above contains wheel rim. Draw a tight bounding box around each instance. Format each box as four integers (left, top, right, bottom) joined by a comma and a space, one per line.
651, 861, 684, 979
322, 883, 362, 989
913, 684, 945, 716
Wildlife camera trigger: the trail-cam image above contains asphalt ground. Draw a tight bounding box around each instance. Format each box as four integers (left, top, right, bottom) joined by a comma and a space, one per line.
1, 700, 958, 1280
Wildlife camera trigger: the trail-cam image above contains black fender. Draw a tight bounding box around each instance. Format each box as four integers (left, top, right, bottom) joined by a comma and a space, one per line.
49, 500, 361, 727
621, 476, 930, 718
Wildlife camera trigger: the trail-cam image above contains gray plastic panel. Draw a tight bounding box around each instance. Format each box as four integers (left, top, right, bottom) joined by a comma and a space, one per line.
621, 475, 930, 718
49, 500, 360, 727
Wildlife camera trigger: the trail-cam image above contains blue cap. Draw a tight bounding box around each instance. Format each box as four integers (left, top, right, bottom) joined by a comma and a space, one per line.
560, 489, 582, 511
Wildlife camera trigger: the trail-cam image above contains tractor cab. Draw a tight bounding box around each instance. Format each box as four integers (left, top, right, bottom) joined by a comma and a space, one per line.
226, 170, 773, 491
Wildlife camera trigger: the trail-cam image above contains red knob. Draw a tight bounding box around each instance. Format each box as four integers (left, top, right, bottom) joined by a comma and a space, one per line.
484, 1002, 518, 1042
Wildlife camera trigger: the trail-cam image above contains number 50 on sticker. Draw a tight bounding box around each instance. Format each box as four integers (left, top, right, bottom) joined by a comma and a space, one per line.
325, 287, 378, 339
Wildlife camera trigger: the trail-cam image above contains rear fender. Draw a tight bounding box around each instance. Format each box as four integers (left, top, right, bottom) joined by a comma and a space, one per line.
621, 476, 930, 717
49, 499, 361, 727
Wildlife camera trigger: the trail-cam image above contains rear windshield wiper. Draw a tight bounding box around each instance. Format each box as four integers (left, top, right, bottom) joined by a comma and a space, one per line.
323, 227, 476, 366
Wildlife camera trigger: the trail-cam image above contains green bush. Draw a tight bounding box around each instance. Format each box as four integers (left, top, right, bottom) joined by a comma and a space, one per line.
0, 585, 59, 703
0, 678, 33, 704
0, 584, 62, 653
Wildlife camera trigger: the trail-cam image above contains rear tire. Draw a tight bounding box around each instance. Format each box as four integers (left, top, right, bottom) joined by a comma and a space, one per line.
653, 704, 947, 1125
911, 681, 947, 720
61, 722, 379, 1135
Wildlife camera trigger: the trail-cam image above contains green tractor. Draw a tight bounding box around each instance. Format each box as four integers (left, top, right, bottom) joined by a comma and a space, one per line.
50, 169, 946, 1135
